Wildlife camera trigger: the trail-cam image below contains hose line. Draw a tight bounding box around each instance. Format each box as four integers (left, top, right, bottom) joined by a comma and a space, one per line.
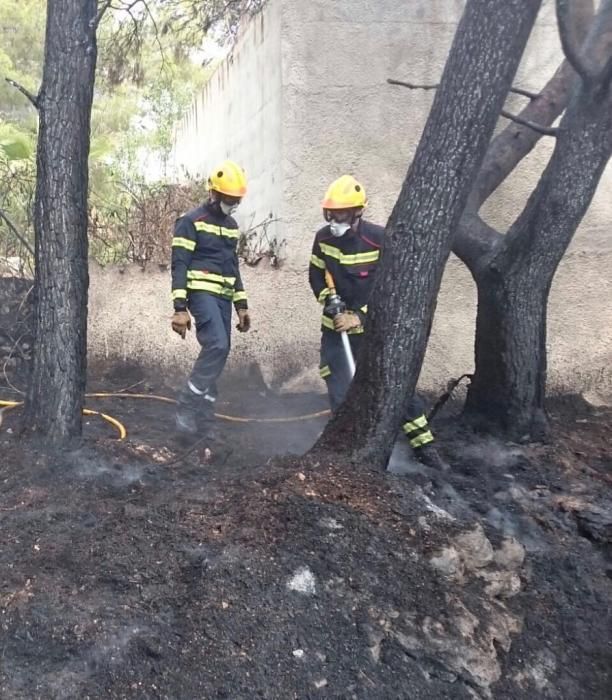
0, 392, 331, 442
0, 400, 127, 440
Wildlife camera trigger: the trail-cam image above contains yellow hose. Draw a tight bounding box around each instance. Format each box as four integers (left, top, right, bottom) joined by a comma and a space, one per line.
0, 391, 329, 442
85, 392, 331, 423
83, 409, 127, 440
0, 400, 127, 440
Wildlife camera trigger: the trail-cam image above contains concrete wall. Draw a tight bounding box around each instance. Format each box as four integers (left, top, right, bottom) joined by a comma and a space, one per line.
170, 0, 284, 241
87, 246, 612, 403
170, 0, 612, 264
280, 0, 612, 262
115, 0, 612, 402
280, 0, 466, 261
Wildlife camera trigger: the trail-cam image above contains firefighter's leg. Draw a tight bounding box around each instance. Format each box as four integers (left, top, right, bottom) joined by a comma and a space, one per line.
320, 330, 352, 413
402, 394, 449, 471
176, 292, 231, 435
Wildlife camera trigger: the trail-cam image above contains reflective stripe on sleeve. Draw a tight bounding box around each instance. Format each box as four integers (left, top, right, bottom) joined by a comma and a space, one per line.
172, 237, 196, 251
194, 221, 240, 239
319, 243, 379, 265
310, 254, 326, 269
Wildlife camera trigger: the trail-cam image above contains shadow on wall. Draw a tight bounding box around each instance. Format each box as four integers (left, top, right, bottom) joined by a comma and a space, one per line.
87, 248, 612, 403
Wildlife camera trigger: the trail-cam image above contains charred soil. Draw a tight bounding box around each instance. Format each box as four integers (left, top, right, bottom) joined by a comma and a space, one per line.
0, 370, 611, 699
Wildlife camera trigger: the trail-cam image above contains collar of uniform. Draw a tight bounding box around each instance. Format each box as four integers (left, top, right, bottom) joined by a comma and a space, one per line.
202, 199, 229, 222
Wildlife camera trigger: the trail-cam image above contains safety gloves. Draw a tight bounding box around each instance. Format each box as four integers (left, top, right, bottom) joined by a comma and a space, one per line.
171, 310, 191, 339
236, 309, 251, 332
333, 310, 361, 333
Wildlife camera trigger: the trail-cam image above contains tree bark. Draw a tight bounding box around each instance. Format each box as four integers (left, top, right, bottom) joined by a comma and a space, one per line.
462, 0, 612, 437
313, 0, 543, 469
465, 0, 594, 211
465, 68, 612, 435
24, 0, 99, 442
466, 268, 550, 439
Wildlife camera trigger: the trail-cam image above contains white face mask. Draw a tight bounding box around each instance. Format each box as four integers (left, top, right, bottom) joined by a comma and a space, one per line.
220, 201, 239, 216
330, 221, 351, 238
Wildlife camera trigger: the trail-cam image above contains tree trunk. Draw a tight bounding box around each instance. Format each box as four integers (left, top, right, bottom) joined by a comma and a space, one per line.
465, 267, 550, 440
24, 0, 99, 442
465, 29, 612, 438
313, 0, 542, 469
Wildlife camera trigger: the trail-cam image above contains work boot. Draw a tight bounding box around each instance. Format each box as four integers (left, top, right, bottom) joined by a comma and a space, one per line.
175, 404, 198, 435
175, 385, 202, 435
196, 392, 220, 437
414, 443, 450, 472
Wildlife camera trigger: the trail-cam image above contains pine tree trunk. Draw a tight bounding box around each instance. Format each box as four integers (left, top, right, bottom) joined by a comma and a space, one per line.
312, 0, 542, 469
465, 267, 550, 439
24, 0, 98, 442
463, 55, 612, 440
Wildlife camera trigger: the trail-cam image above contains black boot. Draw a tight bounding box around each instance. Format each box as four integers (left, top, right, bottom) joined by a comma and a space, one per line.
175, 386, 201, 435
197, 397, 220, 441
414, 443, 450, 471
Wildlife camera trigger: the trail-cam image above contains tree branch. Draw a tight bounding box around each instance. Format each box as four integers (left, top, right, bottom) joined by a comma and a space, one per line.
387, 78, 438, 90
388, 78, 542, 100
0, 209, 35, 258
499, 109, 559, 136
388, 79, 559, 136
467, 0, 595, 211
556, 0, 597, 83
92, 2, 113, 30
4, 78, 38, 109
452, 214, 504, 275
508, 85, 539, 100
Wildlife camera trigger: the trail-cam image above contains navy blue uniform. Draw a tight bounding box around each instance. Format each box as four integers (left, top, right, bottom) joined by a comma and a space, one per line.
309, 219, 434, 449
171, 201, 247, 428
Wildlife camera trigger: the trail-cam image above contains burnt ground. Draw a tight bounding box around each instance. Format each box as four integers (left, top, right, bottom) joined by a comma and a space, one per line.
0, 366, 611, 700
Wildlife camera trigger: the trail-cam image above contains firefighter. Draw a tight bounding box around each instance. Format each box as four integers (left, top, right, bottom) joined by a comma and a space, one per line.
309, 175, 449, 470
170, 159, 251, 436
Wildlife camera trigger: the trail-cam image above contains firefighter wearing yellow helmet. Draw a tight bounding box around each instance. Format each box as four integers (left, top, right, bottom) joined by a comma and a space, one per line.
170, 159, 251, 437
309, 175, 449, 471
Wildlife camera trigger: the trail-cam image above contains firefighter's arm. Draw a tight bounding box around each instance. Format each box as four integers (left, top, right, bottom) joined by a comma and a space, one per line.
309, 238, 329, 305
171, 217, 196, 311
232, 252, 250, 332
232, 253, 248, 311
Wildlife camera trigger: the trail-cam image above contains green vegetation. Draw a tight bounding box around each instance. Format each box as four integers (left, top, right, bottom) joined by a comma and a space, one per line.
0, 0, 224, 265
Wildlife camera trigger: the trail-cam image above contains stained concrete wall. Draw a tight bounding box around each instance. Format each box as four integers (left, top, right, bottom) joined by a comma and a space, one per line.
170, 0, 284, 241
281, 0, 612, 260
87, 248, 612, 403
93, 0, 612, 402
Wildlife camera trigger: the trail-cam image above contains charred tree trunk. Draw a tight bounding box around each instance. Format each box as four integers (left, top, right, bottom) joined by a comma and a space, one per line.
24, 0, 99, 442
450, 0, 612, 440
466, 267, 550, 439
464, 31, 612, 436
313, 0, 542, 469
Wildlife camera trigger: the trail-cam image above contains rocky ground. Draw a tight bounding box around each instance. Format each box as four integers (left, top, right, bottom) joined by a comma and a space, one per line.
0, 362, 610, 699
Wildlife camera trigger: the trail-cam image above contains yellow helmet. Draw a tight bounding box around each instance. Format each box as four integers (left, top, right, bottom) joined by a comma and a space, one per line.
321, 175, 367, 210
207, 160, 248, 198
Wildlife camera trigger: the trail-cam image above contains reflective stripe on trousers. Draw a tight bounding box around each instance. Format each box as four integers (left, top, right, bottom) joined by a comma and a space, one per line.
183, 291, 232, 404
